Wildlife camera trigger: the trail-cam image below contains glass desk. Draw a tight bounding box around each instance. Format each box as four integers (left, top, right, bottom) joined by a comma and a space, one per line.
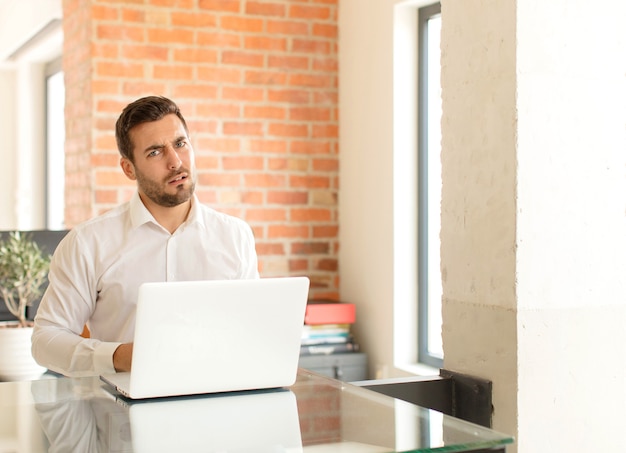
0, 369, 513, 452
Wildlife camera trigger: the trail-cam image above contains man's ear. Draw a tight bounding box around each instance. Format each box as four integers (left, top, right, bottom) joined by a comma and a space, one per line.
120, 157, 137, 180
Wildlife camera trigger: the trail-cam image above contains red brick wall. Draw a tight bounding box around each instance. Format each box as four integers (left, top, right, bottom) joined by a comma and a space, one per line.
62, 0, 339, 299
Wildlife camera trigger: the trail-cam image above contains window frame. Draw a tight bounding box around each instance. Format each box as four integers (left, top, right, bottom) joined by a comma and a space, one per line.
417, 2, 443, 369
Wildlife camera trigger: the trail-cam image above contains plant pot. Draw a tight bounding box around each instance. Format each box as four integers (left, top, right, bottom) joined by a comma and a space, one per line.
0, 322, 47, 381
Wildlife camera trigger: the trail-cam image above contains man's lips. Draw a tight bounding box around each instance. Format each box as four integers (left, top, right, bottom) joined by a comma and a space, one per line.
168, 173, 188, 185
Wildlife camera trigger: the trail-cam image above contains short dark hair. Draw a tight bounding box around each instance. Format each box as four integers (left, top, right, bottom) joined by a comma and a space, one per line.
115, 96, 189, 162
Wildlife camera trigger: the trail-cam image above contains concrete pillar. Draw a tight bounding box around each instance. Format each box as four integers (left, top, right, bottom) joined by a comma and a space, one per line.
441, 0, 626, 451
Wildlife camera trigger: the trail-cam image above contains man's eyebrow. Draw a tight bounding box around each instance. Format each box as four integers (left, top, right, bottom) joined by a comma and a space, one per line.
143, 143, 165, 153
142, 136, 188, 154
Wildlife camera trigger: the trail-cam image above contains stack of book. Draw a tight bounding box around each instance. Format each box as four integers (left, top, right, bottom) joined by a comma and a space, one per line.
300, 300, 360, 356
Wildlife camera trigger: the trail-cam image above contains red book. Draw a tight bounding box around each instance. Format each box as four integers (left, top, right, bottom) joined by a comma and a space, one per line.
305, 301, 356, 325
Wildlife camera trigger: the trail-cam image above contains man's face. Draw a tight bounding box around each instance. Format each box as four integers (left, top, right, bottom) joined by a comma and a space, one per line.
121, 114, 196, 208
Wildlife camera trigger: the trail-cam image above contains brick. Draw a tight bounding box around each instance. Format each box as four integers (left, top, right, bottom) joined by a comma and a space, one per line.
256, 242, 286, 255
315, 258, 338, 271
97, 24, 145, 42
289, 5, 331, 20
194, 155, 220, 169
244, 105, 286, 120
122, 81, 167, 95
121, 44, 169, 61
267, 20, 309, 36
95, 189, 118, 204
121, 8, 146, 23
267, 123, 308, 138
289, 175, 331, 189
96, 61, 145, 78
244, 173, 287, 187
268, 89, 310, 104
196, 137, 241, 152
313, 23, 338, 39
312, 57, 338, 72
244, 36, 287, 51
197, 67, 241, 83
92, 42, 118, 59
196, 102, 241, 117
292, 242, 329, 255
223, 121, 264, 136
173, 84, 219, 98
242, 191, 264, 204
313, 225, 338, 238
246, 2, 286, 17
289, 259, 308, 272
222, 50, 265, 67
291, 208, 332, 222
152, 64, 194, 80
220, 16, 264, 33
311, 124, 339, 140
222, 156, 265, 170
291, 141, 332, 155
92, 4, 119, 20
198, 173, 241, 186
152, 0, 195, 7
268, 55, 309, 71
147, 28, 194, 44
268, 158, 309, 171
172, 11, 217, 27
244, 70, 288, 85
246, 208, 287, 222
267, 191, 309, 205
95, 170, 130, 186
312, 158, 338, 171
173, 48, 218, 63
288, 73, 334, 88
248, 140, 287, 153
92, 79, 120, 95
290, 107, 331, 122
91, 152, 119, 166
311, 190, 337, 205
197, 31, 241, 48
199, 0, 241, 12
292, 39, 331, 54
222, 86, 265, 102
218, 191, 241, 204
268, 225, 310, 239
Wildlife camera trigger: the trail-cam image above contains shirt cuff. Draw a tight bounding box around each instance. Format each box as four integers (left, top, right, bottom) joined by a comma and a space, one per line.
94, 342, 122, 375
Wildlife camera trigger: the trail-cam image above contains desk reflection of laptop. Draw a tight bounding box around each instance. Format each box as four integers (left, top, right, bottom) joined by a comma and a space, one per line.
120, 389, 303, 453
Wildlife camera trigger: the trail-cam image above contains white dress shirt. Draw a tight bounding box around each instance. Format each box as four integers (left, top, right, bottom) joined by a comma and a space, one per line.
32, 192, 259, 377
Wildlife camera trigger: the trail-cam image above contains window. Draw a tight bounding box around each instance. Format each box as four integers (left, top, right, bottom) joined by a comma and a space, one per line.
45, 57, 65, 230
417, 2, 443, 368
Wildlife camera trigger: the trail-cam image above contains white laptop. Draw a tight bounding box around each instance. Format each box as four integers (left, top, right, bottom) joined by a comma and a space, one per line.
100, 276, 310, 399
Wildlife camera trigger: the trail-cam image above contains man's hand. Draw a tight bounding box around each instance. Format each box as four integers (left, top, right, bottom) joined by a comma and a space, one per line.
113, 343, 133, 372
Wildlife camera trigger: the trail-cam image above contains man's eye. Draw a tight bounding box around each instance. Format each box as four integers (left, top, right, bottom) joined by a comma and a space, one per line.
148, 149, 161, 157
176, 141, 186, 148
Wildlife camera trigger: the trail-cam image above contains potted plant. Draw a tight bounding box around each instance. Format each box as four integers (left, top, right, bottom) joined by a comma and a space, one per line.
0, 231, 50, 380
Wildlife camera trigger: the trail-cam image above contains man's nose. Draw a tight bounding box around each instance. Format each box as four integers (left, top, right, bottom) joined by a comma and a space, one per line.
165, 146, 182, 170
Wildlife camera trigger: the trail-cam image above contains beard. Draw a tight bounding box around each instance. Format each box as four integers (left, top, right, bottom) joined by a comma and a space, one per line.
135, 168, 196, 208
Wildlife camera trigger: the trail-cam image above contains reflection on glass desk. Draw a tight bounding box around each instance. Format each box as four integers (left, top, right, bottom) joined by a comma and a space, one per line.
0, 369, 513, 452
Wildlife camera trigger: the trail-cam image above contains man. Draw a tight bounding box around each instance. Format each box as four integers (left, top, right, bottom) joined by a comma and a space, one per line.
32, 96, 259, 377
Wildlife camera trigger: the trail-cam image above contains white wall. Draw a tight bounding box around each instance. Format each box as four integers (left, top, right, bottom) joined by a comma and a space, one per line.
339, 0, 430, 380
0, 0, 62, 230
0, 69, 18, 229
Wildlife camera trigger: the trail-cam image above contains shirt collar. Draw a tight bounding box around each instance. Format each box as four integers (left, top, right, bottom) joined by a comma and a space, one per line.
129, 192, 201, 230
